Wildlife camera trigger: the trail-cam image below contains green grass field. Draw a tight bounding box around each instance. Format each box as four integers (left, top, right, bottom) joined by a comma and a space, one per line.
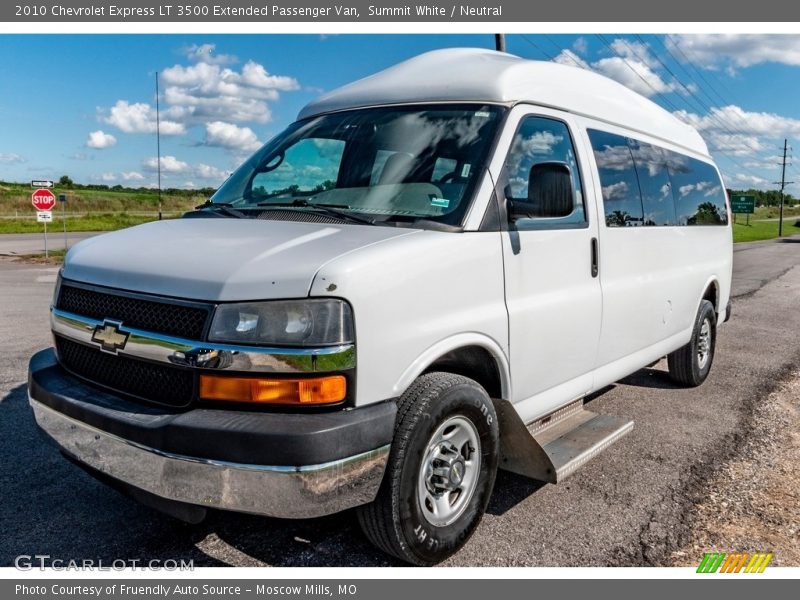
0, 213, 182, 234
0, 181, 203, 216
732, 207, 800, 243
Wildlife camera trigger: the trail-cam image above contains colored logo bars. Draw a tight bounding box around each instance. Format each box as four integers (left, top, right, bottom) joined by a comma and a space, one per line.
697, 552, 773, 573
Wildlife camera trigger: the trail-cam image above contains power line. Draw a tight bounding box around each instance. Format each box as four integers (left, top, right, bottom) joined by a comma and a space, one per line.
519, 34, 555, 61
645, 35, 770, 159
666, 34, 730, 104
592, 35, 772, 183
594, 34, 682, 113
631, 35, 767, 161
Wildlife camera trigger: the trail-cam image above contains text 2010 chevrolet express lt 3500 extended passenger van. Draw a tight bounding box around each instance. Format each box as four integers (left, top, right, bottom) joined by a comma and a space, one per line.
28, 49, 732, 565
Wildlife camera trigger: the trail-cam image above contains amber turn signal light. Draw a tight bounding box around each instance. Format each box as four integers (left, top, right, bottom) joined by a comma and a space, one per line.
199, 374, 347, 405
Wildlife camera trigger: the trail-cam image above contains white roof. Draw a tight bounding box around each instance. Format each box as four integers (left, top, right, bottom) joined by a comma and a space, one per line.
299, 48, 709, 157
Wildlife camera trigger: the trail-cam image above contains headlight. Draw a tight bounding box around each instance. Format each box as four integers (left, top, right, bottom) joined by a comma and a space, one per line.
209, 299, 354, 347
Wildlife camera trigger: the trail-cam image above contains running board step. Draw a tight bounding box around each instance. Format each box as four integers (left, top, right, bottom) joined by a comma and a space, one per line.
495, 399, 634, 483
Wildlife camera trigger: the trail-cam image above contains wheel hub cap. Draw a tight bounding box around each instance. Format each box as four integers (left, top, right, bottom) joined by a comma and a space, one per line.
697, 318, 711, 369
418, 416, 481, 527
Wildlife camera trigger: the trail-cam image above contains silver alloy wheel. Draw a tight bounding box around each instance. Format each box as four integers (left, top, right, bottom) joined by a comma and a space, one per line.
417, 415, 481, 528
697, 318, 711, 369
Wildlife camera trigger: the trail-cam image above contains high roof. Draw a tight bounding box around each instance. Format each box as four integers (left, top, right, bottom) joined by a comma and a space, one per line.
299, 48, 709, 157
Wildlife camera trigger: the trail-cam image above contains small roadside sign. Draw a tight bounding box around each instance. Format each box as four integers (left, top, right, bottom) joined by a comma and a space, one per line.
31, 180, 55, 188
37, 211, 53, 223
730, 195, 756, 214
31, 188, 57, 211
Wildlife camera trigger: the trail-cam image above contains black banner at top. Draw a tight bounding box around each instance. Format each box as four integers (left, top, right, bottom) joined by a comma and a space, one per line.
2, 1, 799, 22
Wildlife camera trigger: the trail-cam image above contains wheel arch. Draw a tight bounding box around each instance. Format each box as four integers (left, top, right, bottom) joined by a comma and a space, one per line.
699, 276, 721, 315
392, 334, 511, 401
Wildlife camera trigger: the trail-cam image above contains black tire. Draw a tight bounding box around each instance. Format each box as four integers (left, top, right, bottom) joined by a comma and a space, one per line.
668, 299, 717, 387
357, 372, 499, 565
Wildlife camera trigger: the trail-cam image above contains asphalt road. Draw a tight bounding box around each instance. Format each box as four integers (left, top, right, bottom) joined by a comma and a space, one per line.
1, 237, 799, 567
0, 232, 100, 256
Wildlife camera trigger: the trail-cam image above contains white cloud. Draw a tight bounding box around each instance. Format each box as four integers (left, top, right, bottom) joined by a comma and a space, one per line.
602, 181, 630, 200
183, 43, 236, 65
204, 121, 262, 152
121, 171, 145, 181
104, 101, 185, 135
592, 55, 679, 98
195, 163, 229, 181
572, 37, 588, 55
680, 105, 800, 137
101, 48, 299, 142
553, 49, 589, 69
159, 59, 299, 124
0, 153, 25, 163
669, 34, 800, 69
100, 172, 116, 182
141, 156, 229, 183
610, 38, 658, 69
742, 158, 782, 170
553, 38, 679, 99
674, 105, 800, 156
86, 130, 117, 149
143, 155, 190, 173
725, 173, 771, 189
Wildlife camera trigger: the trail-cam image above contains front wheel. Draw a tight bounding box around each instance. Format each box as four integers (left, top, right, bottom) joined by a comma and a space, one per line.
668, 299, 717, 387
357, 372, 499, 565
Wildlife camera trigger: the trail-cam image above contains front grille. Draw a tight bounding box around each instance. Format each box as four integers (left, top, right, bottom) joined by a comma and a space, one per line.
56, 336, 195, 408
57, 283, 210, 340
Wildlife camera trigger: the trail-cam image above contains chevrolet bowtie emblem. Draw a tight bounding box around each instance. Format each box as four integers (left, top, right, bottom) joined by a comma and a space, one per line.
91, 321, 129, 353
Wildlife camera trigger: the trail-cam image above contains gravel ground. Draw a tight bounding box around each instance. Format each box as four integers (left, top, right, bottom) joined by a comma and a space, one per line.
671, 371, 800, 566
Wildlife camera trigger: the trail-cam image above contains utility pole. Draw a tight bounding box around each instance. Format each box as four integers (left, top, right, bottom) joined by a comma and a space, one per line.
156, 71, 163, 221
775, 139, 794, 238
495, 34, 506, 52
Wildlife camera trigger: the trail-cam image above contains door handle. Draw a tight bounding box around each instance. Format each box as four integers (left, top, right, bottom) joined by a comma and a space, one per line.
590, 237, 599, 278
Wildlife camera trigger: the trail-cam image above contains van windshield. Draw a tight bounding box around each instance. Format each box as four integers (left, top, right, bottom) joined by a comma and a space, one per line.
209, 104, 505, 228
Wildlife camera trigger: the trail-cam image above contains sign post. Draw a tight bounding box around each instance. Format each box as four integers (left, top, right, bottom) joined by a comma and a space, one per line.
730, 194, 756, 226
32, 188, 57, 260
59, 194, 67, 251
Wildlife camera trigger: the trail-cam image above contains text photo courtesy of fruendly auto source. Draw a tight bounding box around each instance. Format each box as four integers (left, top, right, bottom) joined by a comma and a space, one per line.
1, 34, 798, 568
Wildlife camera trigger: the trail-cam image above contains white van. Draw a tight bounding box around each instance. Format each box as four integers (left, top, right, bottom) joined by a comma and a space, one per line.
29, 48, 732, 565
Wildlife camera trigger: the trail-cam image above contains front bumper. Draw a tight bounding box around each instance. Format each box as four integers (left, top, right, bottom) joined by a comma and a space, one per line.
28, 349, 395, 519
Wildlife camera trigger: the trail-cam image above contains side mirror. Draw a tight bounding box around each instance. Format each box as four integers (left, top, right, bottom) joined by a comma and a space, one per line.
508, 161, 575, 220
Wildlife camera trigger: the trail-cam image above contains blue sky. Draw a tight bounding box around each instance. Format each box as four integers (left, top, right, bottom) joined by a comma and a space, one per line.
2, 34, 800, 193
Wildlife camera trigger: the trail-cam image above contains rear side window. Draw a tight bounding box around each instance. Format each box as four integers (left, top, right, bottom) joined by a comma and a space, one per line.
630, 140, 677, 226
589, 128, 728, 228
666, 153, 729, 226
587, 130, 643, 227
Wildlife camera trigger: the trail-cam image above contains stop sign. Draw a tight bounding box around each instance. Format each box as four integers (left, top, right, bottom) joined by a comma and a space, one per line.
32, 188, 57, 211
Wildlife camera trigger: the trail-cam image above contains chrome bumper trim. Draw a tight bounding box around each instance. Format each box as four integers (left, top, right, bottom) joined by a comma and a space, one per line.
30, 398, 389, 519
51, 308, 356, 374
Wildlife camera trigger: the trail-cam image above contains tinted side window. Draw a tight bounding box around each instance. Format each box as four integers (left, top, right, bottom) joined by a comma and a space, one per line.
666, 153, 728, 226
588, 130, 644, 227
629, 140, 677, 226
504, 116, 585, 227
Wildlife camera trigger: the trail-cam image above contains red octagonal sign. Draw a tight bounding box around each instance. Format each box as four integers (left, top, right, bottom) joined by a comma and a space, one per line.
32, 188, 57, 211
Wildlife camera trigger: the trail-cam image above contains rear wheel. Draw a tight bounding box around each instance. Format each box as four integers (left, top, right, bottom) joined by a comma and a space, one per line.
357, 372, 499, 565
668, 299, 717, 387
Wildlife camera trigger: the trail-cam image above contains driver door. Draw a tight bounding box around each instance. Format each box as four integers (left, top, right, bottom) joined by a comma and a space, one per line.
495, 107, 602, 423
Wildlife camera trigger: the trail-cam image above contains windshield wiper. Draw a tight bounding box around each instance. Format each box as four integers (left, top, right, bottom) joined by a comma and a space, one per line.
257, 198, 374, 225
194, 201, 248, 219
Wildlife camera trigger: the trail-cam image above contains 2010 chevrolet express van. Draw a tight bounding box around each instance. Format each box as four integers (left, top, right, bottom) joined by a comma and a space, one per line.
29, 49, 732, 565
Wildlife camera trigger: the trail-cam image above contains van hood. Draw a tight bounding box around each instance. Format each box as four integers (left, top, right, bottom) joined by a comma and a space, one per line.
62, 218, 418, 301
